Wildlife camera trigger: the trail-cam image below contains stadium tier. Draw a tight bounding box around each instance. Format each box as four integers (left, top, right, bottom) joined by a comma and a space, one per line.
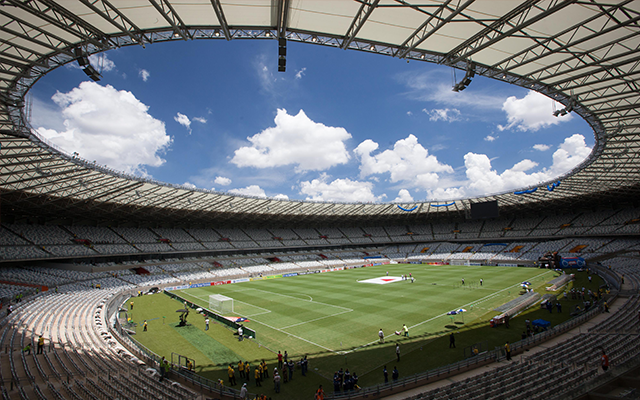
1, 1, 640, 399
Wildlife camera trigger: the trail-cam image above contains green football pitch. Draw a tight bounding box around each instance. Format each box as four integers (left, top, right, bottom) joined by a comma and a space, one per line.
172, 264, 555, 355
130, 263, 603, 397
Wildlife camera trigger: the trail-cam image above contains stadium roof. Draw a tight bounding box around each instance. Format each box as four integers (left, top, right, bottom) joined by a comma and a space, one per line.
1, 0, 639, 226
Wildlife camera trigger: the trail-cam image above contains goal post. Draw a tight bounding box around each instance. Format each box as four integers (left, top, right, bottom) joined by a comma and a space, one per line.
209, 294, 234, 314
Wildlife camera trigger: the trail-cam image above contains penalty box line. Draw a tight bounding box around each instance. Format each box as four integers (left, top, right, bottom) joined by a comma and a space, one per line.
182, 290, 334, 352
226, 287, 355, 330
228, 287, 354, 313
345, 269, 553, 354
182, 291, 273, 317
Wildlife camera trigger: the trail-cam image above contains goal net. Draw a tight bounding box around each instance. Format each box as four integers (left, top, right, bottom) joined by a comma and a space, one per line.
209, 294, 234, 314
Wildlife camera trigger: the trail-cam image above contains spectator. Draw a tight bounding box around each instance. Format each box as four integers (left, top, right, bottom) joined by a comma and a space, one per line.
601, 350, 609, 372
37, 335, 45, 354
392, 366, 399, 382
315, 385, 325, 400
505, 341, 511, 361
239, 383, 248, 399
273, 372, 281, 393
228, 364, 236, 386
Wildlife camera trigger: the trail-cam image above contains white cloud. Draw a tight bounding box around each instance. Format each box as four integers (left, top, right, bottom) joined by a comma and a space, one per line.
174, 112, 191, 133
427, 186, 468, 201
354, 134, 454, 190
464, 153, 543, 196
229, 185, 267, 198
214, 176, 232, 186
34, 81, 171, 176
89, 54, 115, 72
231, 109, 352, 172
484, 135, 497, 142
533, 144, 550, 151
423, 108, 461, 122
295, 67, 306, 79
273, 194, 289, 200
256, 56, 277, 94
498, 90, 572, 132
393, 189, 414, 203
299, 173, 382, 202
406, 111, 413, 116
67, 53, 116, 73
30, 96, 66, 132
193, 117, 207, 124
463, 134, 591, 196
421, 134, 592, 200
549, 133, 592, 175
183, 182, 197, 189
398, 70, 504, 110
139, 69, 150, 82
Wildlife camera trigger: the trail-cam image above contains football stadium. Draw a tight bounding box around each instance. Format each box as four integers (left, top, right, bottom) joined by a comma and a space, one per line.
0, 1, 639, 399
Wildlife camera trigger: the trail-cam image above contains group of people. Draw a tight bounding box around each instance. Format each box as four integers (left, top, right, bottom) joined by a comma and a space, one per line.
22, 335, 46, 355
222, 351, 309, 397
227, 359, 269, 387
333, 368, 359, 392
382, 365, 399, 382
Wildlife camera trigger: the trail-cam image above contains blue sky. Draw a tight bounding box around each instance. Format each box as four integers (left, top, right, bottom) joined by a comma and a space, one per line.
30, 39, 593, 203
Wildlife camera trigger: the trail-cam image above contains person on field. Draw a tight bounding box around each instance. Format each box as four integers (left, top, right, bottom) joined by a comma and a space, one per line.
228, 364, 237, 386
379, 328, 384, 343
238, 360, 245, 379
273, 371, 281, 393
254, 365, 261, 386
239, 383, 248, 399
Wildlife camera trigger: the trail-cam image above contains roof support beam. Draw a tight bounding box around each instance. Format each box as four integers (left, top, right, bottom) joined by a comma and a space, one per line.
341, 0, 380, 50
277, 0, 291, 38
78, 0, 147, 46
209, 0, 231, 40
148, 0, 191, 41
0, 10, 74, 56
445, 0, 575, 65
491, 0, 638, 74
396, 0, 472, 60
4, 0, 108, 49
531, 43, 640, 82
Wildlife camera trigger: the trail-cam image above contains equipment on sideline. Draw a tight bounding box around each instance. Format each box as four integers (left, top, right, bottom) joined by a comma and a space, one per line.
209, 294, 234, 314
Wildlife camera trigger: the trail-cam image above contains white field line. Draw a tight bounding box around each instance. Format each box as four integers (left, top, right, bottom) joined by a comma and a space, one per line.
281, 309, 354, 330
226, 287, 353, 313
183, 291, 273, 317
179, 289, 334, 351
345, 269, 554, 354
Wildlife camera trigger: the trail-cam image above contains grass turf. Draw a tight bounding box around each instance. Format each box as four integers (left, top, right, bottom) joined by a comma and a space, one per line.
129, 264, 603, 399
